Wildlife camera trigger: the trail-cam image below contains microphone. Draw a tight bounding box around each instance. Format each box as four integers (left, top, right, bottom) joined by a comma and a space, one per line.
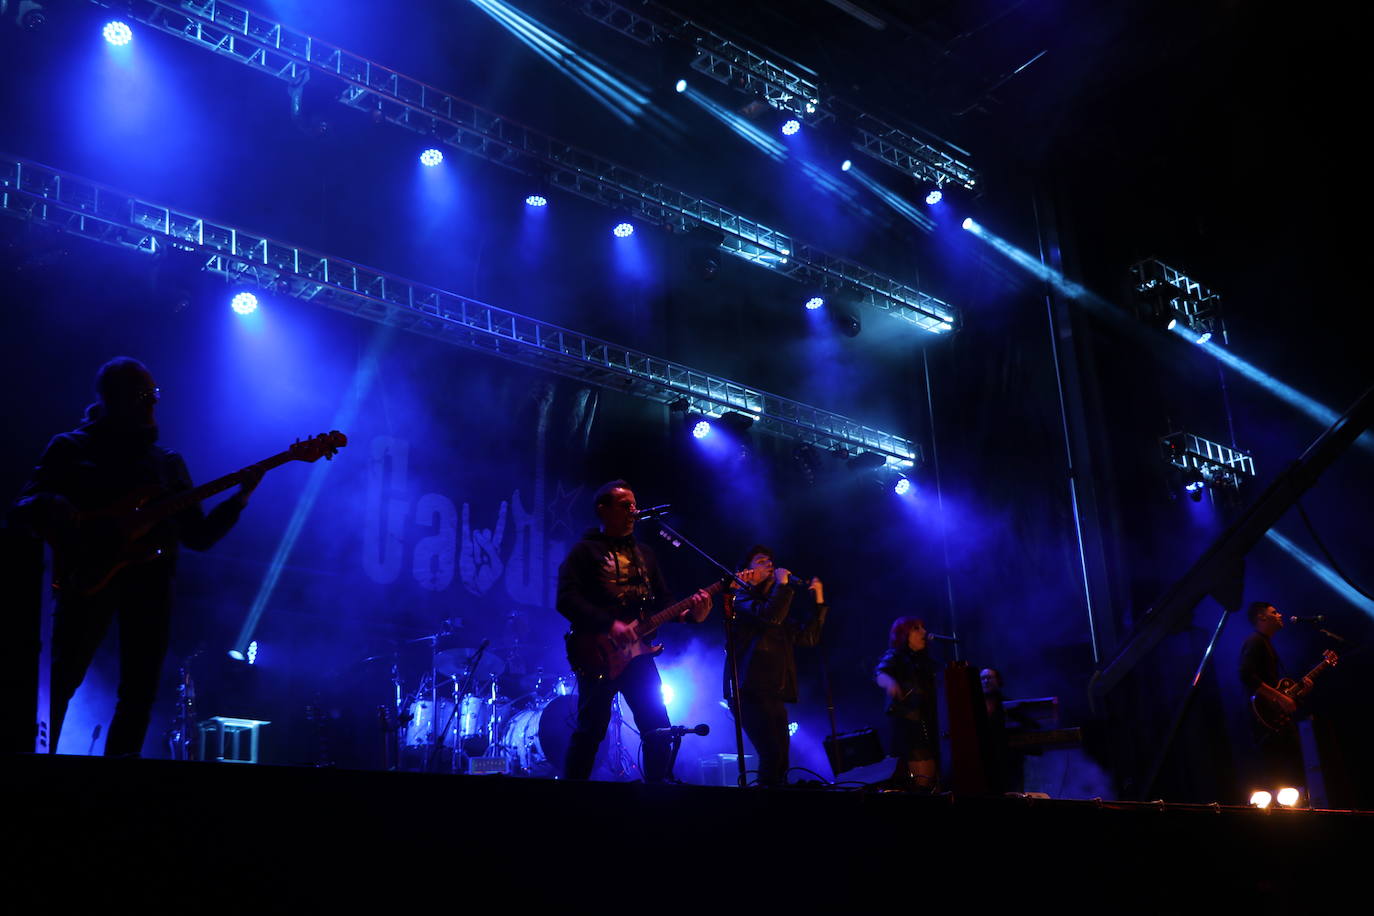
633, 504, 672, 520
1289, 615, 1326, 624
926, 632, 960, 643
649, 724, 710, 739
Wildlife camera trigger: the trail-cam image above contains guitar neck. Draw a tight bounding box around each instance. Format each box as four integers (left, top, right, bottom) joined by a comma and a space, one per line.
149, 451, 294, 521
642, 579, 728, 633
1291, 657, 1335, 698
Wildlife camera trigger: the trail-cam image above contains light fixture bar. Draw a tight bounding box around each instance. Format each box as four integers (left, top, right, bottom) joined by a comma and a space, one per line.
0, 153, 920, 466
90, 0, 957, 332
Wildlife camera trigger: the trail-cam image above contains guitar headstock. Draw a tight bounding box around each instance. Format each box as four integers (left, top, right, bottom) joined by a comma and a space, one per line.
289, 430, 348, 463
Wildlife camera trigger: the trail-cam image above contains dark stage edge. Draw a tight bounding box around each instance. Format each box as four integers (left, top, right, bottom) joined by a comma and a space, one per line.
5, 755, 1367, 907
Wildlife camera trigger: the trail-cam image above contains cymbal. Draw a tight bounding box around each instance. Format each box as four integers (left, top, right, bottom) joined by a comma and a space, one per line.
434, 648, 504, 682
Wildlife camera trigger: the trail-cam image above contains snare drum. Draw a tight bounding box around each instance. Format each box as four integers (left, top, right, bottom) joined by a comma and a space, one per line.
404, 698, 458, 748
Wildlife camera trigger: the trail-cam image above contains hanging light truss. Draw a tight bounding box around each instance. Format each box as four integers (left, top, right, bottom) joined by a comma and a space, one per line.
0, 152, 919, 467
572, 0, 979, 191
1131, 258, 1225, 345
89, 0, 958, 334
1160, 431, 1255, 493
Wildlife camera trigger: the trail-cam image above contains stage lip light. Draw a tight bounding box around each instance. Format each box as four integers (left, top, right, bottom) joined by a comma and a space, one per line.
805, 296, 824, 310
103, 21, 133, 46
231, 291, 259, 315
613, 221, 635, 238
1276, 787, 1301, 807
674, 79, 687, 93
525, 194, 548, 207
1249, 790, 1272, 808
692, 420, 712, 439
781, 119, 801, 136
925, 189, 942, 205
420, 148, 444, 167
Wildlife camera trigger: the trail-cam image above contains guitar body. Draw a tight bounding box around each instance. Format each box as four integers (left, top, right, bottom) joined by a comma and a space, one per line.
44, 431, 347, 598
1250, 650, 1339, 733
565, 629, 663, 682
50, 484, 177, 596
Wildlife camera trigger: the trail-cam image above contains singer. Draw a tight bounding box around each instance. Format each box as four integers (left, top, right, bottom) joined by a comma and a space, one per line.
875, 617, 939, 791
1238, 601, 1305, 791
724, 545, 828, 787
556, 480, 712, 782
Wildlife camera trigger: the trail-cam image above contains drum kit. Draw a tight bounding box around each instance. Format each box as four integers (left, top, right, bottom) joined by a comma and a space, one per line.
374, 613, 584, 776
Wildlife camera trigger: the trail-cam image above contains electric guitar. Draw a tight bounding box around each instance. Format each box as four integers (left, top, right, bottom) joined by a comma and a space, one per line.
48, 431, 347, 596
1251, 649, 1338, 733
566, 568, 766, 681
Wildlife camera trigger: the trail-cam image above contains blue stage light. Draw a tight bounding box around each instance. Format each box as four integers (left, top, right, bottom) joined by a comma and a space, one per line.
525, 194, 548, 207
840, 159, 852, 172
231, 292, 258, 315
1195, 330, 1213, 345
227, 649, 245, 661
788, 722, 799, 737
661, 681, 676, 705
692, 420, 712, 439
805, 296, 824, 310
1166, 317, 1179, 331
675, 79, 687, 93
420, 148, 444, 167
103, 21, 133, 46
894, 477, 911, 495
781, 119, 801, 136
613, 222, 635, 238
247, 640, 259, 666
962, 217, 976, 231
925, 189, 943, 205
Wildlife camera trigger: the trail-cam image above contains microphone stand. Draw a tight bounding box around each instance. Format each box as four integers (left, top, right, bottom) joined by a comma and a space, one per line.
652, 516, 754, 787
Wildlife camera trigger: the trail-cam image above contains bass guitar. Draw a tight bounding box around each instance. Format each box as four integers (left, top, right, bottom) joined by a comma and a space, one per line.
566, 568, 765, 681
48, 431, 347, 596
1251, 649, 1338, 733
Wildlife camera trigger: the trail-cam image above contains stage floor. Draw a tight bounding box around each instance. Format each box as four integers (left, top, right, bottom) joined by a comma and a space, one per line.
5, 754, 1367, 907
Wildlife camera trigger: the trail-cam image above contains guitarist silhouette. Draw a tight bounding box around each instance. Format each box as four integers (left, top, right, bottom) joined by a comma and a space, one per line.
1238, 601, 1308, 791
556, 480, 725, 782
15, 358, 263, 756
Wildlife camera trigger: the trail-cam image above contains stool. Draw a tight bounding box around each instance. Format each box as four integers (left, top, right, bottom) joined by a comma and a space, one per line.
197, 716, 270, 763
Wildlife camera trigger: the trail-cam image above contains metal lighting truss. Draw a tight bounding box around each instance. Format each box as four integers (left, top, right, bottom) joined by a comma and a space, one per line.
0, 153, 919, 467
1160, 431, 1255, 492
90, 0, 958, 334
572, 0, 979, 191
1131, 258, 1225, 343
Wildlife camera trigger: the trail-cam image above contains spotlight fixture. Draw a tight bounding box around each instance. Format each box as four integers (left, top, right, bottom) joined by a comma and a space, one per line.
1249, 790, 1272, 809
781, 119, 801, 136
692, 420, 712, 439
674, 79, 687, 93
925, 189, 942, 205
804, 296, 824, 310
961, 217, 975, 231
894, 476, 911, 495
1130, 259, 1224, 346
247, 640, 259, 666
718, 411, 756, 433
102, 21, 133, 46
525, 194, 548, 207
1195, 330, 1212, 345
667, 397, 689, 412
420, 148, 444, 167
613, 221, 635, 238
1161, 431, 1255, 502
230, 291, 259, 315
1276, 787, 1301, 807
840, 159, 853, 172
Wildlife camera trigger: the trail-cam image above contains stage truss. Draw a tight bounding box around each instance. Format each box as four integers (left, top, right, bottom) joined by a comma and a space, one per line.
91, 0, 958, 335
1, 153, 919, 468
572, 0, 979, 192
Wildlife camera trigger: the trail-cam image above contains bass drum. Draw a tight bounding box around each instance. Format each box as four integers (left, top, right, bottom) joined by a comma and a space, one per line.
501, 694, 579, 777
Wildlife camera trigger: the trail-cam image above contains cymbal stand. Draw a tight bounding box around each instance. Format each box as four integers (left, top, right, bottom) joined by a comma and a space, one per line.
607, 695, 634, 779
